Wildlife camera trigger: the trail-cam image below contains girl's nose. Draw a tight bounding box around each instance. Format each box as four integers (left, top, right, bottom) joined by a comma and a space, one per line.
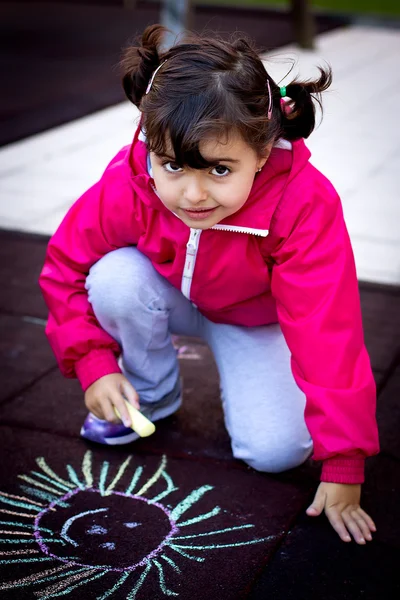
183, 175, 208, 204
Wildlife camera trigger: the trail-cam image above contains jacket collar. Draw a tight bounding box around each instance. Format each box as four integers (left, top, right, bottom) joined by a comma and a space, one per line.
125, 125, 311, 232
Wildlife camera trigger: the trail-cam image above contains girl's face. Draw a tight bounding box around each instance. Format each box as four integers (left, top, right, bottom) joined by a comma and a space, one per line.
150, 133, 270, 229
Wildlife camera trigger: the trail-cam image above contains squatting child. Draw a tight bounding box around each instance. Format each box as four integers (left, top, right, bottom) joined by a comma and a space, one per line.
40, 25, 380, 545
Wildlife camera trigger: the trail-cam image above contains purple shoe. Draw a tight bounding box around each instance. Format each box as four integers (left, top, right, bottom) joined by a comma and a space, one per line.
80, 382, 182, 446
80, 413, 141, 446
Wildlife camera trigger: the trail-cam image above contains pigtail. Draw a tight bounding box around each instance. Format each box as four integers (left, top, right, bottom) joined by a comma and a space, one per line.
120, 24, 166, 108
280, 66, 332, 140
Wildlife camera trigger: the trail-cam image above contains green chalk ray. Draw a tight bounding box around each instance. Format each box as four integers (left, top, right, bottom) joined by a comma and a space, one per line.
174, 524, 255, 540
170, 485, 214, 522
18, 475, 64, 496
38, 570, 107, 599
150, 472, 177, 504
168, 544, 205, 562
36, 458, 75, 489
177, 506, 221, 527
99, 461, 110, 496
97, 571, 131, 599
66, 465, 85, 490
30, 471, 72, 492
160, 554, 181, 573
126, 562, 152, 599
125, 467, 143, 495
20, 485, 69, 508
82, 451, 93, 488
153, 560, 178, 596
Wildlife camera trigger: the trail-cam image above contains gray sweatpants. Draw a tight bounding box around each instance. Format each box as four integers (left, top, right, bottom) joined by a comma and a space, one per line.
86, 247, 312, 473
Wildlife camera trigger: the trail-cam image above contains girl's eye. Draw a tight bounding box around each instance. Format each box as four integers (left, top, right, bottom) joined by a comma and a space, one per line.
211, 165, 230, 177
163, 162, 183, 173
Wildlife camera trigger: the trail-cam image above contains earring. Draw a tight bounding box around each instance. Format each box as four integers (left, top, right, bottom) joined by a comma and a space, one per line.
257, 167, 262, 172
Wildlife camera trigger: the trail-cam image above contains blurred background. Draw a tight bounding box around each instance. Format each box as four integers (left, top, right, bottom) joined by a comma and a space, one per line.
1, 0, 400, 284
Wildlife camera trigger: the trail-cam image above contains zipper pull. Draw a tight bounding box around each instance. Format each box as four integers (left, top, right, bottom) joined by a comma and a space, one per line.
186, 229, 200, 254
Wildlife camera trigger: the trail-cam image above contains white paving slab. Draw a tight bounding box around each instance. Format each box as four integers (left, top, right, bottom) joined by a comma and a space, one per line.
0, 25, 399, 284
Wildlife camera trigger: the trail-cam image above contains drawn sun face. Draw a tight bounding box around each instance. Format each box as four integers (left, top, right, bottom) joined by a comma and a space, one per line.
0, 452, 273, 598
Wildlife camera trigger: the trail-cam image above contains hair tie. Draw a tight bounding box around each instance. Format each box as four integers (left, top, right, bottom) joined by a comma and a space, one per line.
146, 60, 168, 95
280, 86, 287, 98
266, 78, 273, 120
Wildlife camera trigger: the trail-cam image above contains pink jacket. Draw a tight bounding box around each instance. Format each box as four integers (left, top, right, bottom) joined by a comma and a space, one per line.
39, 126, 379, 484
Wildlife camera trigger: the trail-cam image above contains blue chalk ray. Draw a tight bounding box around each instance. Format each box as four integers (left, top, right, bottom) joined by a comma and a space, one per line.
170, 485, 214, 522
0, 521, 52, 534
36, 458, 75, 489
65, 466, 85, 490
0, 566, 88, 591
126, 562, 152, 600
97, 571, 131, 599
167, 544, 205, 562
38, 570, 108, 599
176, 506, 221, 527
125, 466, 143, 495
160, 554, 182, 573
0, 494, 42, 512
99, 461, 110, 496
20, 486, 69, 508
174, 524, 255, 540
150, 472, 178, 504
153, 559, 178, 596
30, 471, 73, 492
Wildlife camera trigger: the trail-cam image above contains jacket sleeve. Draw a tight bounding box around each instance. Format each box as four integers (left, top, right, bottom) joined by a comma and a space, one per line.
270, 177, 379, 484
39, 167, 143, 391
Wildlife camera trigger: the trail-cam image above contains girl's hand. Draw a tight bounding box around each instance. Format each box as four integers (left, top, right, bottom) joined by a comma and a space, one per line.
84, 373, 140, 428
306, 482, 377, 544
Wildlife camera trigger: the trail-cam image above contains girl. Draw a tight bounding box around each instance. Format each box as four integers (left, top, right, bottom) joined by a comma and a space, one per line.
40, 24, 379, 546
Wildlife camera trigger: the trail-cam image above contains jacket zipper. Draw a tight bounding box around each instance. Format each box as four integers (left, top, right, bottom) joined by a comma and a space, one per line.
181, 228, 202, 300
180, 225, 269, 301
211, 224, 269, 237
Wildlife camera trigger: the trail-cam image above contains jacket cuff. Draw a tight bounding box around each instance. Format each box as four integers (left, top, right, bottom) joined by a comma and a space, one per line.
75, 349, 121, 391
321, 456, 365, 484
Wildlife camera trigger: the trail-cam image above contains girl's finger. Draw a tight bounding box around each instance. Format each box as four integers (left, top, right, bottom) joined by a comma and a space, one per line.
120, 380, 140, 410
101, 397, 120, 423
325, 508, 352, 542
350, 509, 373, 541
357, 507, 377, 532
341, 511, 366, 544
110, 393, 132, 428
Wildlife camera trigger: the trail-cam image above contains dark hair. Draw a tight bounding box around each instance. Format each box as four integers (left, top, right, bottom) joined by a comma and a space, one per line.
121, 24, 332, 168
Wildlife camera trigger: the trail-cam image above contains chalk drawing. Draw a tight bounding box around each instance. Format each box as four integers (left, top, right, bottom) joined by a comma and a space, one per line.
0, 451, 275, 598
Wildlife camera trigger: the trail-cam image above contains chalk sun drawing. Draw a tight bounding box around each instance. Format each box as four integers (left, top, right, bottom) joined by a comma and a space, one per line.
0, 451, 273, 598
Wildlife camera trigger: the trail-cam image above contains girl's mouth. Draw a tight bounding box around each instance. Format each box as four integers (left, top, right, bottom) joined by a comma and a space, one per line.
182, 207, 217, 221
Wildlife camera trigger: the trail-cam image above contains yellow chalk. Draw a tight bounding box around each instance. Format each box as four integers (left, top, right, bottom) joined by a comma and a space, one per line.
114, 401, 156, 437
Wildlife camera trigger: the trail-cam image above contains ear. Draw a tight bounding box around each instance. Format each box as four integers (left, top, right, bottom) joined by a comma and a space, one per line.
256, 143, 273, 171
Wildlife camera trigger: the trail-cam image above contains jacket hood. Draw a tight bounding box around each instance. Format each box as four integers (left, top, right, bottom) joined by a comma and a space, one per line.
124, 125, 312, 232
